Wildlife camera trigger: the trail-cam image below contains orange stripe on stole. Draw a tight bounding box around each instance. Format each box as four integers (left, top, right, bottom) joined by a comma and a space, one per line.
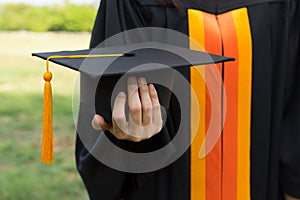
218, 8, 252, 200
188, 9, 223, 200
218, 11, 239, 200
203, 12, 223, 200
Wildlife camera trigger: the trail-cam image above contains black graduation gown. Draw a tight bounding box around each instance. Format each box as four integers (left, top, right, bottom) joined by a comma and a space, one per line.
76, 0, 300, 199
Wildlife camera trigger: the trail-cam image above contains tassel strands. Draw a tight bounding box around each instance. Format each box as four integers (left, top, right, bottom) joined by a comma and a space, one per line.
42, 62, 54, 163
40, 53, 130, 164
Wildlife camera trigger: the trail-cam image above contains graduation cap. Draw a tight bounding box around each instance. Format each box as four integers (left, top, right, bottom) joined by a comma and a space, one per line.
32, 42, 234, 164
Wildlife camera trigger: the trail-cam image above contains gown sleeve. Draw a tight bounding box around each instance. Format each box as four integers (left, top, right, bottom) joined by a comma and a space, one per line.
76, 1, 176, 199
279, 0, 300, 198
76, 1, 145, 199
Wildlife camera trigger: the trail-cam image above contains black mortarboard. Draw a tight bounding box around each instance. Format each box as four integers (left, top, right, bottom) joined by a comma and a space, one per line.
33, 42, 233, 76
32, 42, 234, 164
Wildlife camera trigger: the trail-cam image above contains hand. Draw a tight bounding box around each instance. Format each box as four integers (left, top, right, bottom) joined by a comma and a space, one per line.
285, 193, 300, 200
92, 77, 163, 142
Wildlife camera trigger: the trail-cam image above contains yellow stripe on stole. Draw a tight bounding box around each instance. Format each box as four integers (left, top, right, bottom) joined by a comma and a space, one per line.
232, 8, 252, 200
188, 9, 206, 200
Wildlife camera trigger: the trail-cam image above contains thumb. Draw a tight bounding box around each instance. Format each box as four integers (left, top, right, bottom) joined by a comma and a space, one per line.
91, 114, 111, 131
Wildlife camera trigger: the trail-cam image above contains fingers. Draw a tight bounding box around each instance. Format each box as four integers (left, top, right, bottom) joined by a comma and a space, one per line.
91, 114, 112, 131
149, 84, 162, 131
138, 77, 152, 125
112, 91, 139, 140
93, 77, 162, 142
112, 91, 128, 134
127, 77, 142, 137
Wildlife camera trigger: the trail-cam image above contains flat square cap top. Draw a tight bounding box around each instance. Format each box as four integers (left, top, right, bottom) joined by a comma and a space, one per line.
32, 42, 234, 76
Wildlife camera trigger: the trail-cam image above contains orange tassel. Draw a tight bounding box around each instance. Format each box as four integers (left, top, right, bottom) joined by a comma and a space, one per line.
41, 71, 54, 164
40, 54, 128, 164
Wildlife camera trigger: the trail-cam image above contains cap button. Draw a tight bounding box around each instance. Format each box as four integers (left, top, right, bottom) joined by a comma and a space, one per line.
43, 72, 52, 82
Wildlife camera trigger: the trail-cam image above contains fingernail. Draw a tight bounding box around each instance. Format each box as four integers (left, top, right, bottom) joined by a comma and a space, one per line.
118, 91, 126, 97
149, 84, 155, 90
138, 77, 146, 85
92, 115, 101, 130
128, 76, 136, 84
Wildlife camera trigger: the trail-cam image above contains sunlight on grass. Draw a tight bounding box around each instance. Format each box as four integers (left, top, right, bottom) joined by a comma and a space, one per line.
0, 32, 83, 94
0, 31, 90, 200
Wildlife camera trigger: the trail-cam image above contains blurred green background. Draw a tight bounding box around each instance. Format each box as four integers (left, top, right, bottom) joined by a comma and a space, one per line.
0, 3, 97, 32
0, 2, 97, 200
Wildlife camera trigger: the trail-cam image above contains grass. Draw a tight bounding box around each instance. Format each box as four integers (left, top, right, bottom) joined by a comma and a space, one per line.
0, 4, 97, 32
0, 31, 90, 200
